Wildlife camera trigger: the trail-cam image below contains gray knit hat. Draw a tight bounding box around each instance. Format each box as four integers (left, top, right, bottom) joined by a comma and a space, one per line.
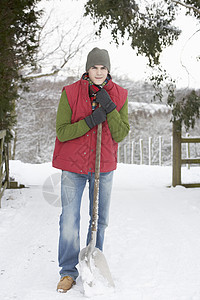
86, 47, 111, 72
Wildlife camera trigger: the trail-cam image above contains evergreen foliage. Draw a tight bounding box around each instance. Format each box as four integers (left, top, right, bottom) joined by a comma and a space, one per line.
84, 0, 181, 66
168, 89, 200, 129
0, 0, 42, 140
84, 0, 200, 129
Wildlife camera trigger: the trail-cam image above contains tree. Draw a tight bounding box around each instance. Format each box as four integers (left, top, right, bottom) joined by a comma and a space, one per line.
84, 0, 200, 129
0, 0, 42, 139
21, 0, 97, 81
25, 17, 94, 80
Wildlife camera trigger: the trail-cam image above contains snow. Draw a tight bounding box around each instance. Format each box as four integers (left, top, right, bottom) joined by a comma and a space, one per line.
0, 160, 200, 299
128, 102, 171, 115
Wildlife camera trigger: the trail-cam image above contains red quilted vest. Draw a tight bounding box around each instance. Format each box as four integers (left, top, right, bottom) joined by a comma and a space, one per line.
52, 77, 127, 174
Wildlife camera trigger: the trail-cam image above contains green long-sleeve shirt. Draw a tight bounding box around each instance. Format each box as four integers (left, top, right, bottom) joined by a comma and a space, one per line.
56, 90, 130, 143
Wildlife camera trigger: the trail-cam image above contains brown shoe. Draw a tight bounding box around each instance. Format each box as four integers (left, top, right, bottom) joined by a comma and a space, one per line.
57, 276, 76, 293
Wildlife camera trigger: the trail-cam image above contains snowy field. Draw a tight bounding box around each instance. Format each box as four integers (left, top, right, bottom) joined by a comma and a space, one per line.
0, 161, 200, 300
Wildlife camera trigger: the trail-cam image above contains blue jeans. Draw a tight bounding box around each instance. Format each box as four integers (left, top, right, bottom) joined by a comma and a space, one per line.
58, 170, 114, 280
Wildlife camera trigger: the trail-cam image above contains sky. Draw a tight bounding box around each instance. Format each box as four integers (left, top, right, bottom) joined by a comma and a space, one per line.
37, 0, 200, 89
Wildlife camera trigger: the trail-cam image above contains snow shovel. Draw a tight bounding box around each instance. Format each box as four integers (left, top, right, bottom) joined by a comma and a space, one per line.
79, 120, 115, 288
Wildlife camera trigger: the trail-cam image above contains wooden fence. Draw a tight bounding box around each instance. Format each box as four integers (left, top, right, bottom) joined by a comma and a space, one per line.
118, 129, 200, 167
0, 130, 9, 207
118, 134, 172, 166
117, 123, 200, 188
172, 121, 200, 188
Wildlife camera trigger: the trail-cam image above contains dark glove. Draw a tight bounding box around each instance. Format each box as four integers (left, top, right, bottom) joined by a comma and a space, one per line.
96, 89, 116, 114
85, 107, 106, 129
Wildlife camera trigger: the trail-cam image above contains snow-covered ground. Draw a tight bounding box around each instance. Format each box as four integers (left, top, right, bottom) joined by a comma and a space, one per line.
0, 161, 200, 300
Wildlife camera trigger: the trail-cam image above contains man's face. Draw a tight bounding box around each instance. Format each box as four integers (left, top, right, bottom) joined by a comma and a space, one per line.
88, 65, 108, 85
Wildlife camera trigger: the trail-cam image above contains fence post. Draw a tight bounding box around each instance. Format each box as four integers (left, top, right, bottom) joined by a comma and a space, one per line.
140, 139, 143, 165
172, 121, 182, 187
131, 140, 134, 164
149, 137, 152, 165
117, 145, 120, 163
5, 140, 10, 189
129, 131, 131, 164
186, 133, 190, 169
0, 130, 8, 207
124, 144, 127, 164
0, 134, 3, 208
171, 136, 173, 166
159, 136, 162, 166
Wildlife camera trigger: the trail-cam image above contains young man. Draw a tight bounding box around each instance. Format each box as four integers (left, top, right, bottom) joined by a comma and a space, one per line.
52, 47, 130, 292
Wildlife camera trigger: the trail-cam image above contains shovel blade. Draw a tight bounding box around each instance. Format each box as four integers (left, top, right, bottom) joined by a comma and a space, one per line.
79, 245, 115, 287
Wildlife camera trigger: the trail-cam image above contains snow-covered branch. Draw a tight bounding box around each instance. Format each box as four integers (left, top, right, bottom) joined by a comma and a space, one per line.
24, 6, 95, 80
171, 0, 200, 14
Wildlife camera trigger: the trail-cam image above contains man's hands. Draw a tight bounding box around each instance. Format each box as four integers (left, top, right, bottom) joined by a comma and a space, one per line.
96, 89, 116, 114
85, 89, 116, 129
85, 107, 106, 129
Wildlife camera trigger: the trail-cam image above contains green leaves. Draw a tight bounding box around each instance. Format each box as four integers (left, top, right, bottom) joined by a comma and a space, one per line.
169, 90, 200, 130
0, 0, 42, 137
84, 0, 180, 66
84, 0, 200, 129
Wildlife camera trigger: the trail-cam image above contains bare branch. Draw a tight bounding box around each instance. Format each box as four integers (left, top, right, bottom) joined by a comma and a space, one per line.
25, 69, 60, 80
179, 28, 200, 87
24, 7, 95, 80
171, 0, 200, 14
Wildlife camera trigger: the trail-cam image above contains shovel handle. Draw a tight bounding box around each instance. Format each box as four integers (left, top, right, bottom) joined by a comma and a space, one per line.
91, 120, 102, 232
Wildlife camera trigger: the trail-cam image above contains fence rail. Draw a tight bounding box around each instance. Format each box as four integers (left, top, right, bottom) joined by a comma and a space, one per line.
0, 130, 9, 207
117, 124, 200, 188
118, 134, 200, 166
118, 135, 172, 166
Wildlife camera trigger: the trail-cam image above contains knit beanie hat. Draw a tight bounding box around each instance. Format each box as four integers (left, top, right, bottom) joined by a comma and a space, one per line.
86, 47, 111, 72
